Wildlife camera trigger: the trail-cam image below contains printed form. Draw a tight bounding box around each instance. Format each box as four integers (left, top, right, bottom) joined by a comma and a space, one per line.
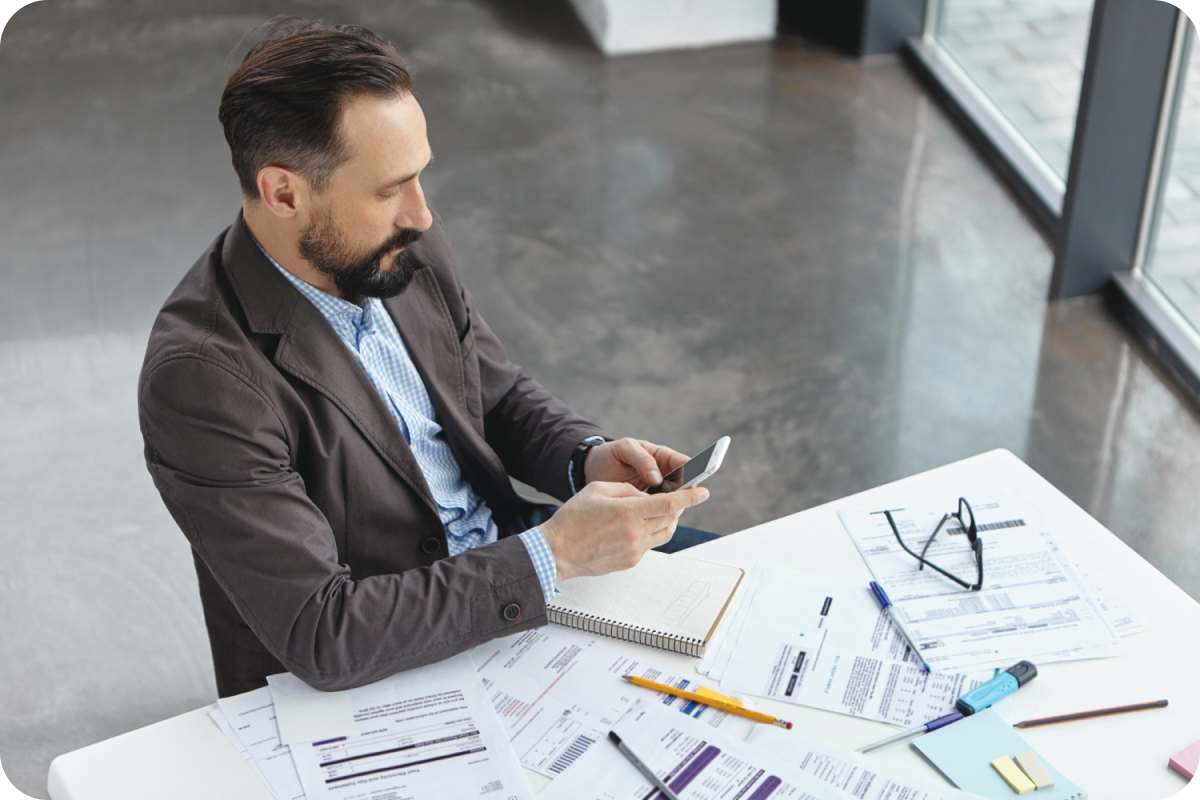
471, 626, 742, 778
838, 489, 1126, 672
210, 686, 307, 800
746, 724, 984, 800
714, 564, 997, 728
538, 699, 842, 800
266, 653, 531, 800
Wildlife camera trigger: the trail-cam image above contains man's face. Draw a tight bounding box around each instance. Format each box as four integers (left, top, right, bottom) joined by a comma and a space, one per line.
299, 92, 434, 299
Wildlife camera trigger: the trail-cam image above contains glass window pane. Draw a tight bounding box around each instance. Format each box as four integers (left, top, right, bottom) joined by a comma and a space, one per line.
936, 0, 1095, 179
1147, 27, 1200, 331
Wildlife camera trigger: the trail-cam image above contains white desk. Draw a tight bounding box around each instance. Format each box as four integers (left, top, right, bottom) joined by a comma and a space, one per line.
47, 450, 1200, 800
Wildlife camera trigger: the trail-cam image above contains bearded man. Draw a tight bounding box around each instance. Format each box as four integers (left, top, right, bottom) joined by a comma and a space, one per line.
138, 17, 714, 697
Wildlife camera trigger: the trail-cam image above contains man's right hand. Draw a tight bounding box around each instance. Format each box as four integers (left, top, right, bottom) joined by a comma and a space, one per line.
540, 481, 710, 581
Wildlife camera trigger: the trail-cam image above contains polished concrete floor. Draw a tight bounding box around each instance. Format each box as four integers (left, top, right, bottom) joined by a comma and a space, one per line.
3, 1, 1200, 797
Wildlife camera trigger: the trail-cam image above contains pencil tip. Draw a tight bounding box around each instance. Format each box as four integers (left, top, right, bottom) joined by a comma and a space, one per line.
621, 675, 632, 682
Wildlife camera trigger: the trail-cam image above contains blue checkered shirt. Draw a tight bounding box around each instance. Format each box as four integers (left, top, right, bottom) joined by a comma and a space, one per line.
260, 247, 559, 603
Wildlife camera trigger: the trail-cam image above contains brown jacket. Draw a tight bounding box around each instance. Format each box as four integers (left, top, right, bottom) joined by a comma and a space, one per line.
138, 212, 604, 697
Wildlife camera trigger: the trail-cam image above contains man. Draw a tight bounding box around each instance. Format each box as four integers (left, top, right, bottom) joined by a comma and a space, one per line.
138, 18, 713, 698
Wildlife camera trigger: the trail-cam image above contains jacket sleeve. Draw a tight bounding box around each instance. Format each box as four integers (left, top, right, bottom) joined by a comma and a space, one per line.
139, 354, 545, 692
465, 283, 608, 502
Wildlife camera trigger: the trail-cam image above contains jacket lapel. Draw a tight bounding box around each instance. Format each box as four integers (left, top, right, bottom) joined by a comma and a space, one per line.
220, 214, 438, 513
386, 269, 515, 503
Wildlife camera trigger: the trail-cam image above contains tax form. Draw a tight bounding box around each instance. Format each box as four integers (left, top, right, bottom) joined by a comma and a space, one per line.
538, 699, 841, 800
838, 489, 1126, 672
716, 564, 996, 727
211, 687, 306, 800
266, 653, 531, 800
471, 626, 741, 779
745, 724, 984, 800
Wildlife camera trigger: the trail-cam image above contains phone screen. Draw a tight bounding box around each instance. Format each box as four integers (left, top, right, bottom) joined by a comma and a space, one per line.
654, 440, 719, 493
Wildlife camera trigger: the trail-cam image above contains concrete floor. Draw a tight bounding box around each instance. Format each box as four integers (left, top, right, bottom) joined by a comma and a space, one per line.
3, 1, 1200, 797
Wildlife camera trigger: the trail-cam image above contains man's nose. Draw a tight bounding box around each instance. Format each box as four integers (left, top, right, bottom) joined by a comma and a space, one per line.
400, 182, 434, 232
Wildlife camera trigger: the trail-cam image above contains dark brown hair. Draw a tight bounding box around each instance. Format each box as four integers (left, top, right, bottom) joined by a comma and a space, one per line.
219, 18, 412, 198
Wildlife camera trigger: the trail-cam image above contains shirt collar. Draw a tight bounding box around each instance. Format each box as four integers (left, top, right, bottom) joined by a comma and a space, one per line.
253, 239, 383, 342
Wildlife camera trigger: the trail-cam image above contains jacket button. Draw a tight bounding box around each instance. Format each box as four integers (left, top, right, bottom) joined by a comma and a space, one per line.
503, 603, 521, 621
421, 537, 441, 555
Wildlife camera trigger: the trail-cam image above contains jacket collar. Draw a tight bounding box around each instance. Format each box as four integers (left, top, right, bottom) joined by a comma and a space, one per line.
220, 212, 440, 513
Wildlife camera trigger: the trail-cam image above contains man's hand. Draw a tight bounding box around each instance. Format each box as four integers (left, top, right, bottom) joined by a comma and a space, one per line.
540, 481, 709, 581
583, 437, 689, 492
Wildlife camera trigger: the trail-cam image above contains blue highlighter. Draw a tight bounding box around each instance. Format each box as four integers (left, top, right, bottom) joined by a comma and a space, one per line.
956, 661, 1038, 715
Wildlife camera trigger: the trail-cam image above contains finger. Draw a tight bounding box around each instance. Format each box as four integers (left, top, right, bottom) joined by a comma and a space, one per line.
646, 517, 679, 548
590, 480, 649, 498
639, 440, 688, 475
628, 485, 709, 519
617, 438, 662, 486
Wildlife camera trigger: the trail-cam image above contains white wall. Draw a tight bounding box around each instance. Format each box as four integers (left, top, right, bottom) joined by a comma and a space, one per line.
568, 0, 777, 56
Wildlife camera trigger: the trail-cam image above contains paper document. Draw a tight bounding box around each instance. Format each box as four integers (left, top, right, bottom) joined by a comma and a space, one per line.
1014, 488, 1148, 637
471, 626, 740, 778
838, 489, 1125, 672
538, 699, 842, 800
267, 653, 531, 800
746, 724, 984, 800
716, 564, 994, 727
211, 687, 307, 800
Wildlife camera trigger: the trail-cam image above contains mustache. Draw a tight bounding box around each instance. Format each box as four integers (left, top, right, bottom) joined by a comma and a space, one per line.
374, 227, 423, 262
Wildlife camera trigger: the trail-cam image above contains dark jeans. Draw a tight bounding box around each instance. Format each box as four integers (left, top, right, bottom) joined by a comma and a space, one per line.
509, 501, 719, 554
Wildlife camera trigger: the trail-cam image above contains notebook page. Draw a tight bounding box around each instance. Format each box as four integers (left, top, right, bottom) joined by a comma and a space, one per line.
549, 551, 743, 643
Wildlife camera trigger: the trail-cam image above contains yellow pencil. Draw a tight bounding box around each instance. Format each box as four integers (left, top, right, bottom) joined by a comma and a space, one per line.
623, 675, 794, 729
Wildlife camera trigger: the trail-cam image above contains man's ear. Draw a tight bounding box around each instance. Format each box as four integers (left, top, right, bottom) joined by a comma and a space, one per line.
256, 166, 304, 219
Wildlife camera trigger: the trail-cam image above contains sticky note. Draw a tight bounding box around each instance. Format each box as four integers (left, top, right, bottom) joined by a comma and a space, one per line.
991, 756, 1036, 794
695, 686, 743, 708
1169, 736, 1200, 781
1015, 751, 1055, 790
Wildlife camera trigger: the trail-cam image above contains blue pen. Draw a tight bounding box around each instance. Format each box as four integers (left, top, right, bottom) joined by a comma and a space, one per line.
856, 712, 963, 753
868, 581, 931, 673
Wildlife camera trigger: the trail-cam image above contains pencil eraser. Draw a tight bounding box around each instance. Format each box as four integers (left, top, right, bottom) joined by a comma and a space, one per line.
992, 756, 1036, 794
1015, 751, 1055, 790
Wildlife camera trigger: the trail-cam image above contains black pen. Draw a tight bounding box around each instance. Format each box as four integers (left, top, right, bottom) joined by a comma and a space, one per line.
608, 730, 681, 800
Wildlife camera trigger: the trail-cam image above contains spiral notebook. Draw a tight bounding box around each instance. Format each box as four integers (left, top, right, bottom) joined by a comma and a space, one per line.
912, 709, 1087, 800
546, 550, 744, 657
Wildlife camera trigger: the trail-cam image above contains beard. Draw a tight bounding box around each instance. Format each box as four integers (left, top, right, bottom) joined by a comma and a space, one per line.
298, 211, 424, 299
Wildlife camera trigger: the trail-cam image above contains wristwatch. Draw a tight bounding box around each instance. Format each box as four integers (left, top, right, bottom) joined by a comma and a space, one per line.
569, 436, 608, 495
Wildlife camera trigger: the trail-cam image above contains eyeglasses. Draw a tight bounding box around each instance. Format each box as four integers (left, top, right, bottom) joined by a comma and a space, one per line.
881, 498, 983, 591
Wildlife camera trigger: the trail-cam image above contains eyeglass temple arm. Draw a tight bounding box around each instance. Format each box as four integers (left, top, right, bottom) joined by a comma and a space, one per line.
884, 511, 973, 591
919, 513, 950, 566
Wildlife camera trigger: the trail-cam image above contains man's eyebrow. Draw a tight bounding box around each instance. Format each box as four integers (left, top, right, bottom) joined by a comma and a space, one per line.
380, 153, 434, 190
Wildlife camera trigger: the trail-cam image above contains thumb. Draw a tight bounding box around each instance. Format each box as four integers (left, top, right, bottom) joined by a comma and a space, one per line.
619, 438, 662, 485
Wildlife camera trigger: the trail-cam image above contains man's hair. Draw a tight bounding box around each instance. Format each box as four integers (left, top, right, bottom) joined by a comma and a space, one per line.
219, 17, 413, 198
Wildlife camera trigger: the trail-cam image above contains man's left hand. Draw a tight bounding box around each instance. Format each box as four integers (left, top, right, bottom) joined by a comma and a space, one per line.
583, 438, 688, 492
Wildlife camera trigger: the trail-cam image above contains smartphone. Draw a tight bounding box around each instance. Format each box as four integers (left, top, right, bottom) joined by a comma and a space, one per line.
648, 436, 730, 494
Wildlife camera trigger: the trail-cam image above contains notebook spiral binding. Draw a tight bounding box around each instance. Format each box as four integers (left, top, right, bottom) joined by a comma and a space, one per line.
546, 608, 707, 656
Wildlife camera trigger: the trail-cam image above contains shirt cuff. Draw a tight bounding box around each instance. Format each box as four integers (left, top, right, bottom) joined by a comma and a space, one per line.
518, 526, 559, 604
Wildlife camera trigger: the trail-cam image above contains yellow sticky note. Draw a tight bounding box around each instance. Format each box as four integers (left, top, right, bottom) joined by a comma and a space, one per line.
992, 756, 1037, 794
1015, 751, 1055, 790
694, 686, 743, 708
